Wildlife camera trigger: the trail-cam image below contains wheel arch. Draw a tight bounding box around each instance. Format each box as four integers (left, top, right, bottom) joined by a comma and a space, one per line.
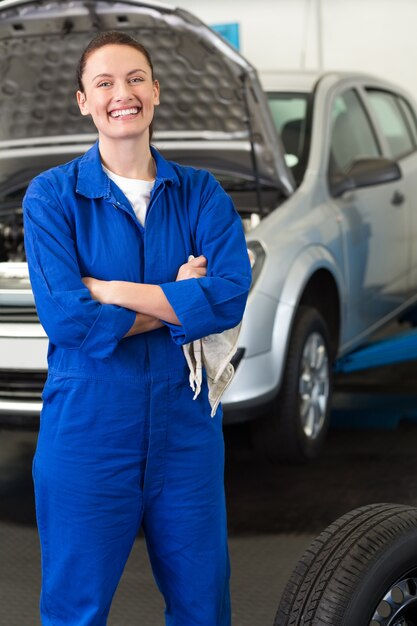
278, 246, 343, 358
223, 247, 344, 412
297, 269, 341, 357
268, 246, 343, 396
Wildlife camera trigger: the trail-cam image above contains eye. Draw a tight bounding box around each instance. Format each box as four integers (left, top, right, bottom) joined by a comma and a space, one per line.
97, 81, 112, 88
129, 77, 144, 84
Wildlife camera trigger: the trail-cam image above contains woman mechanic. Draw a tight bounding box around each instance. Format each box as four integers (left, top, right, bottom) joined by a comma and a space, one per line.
23, 31, 251, 626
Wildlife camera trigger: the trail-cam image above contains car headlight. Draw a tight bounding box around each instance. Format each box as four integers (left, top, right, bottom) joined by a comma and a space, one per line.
241, 212, 261, 234
247, 241, 265, 289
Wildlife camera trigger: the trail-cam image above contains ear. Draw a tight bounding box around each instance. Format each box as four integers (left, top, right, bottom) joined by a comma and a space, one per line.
76, 90, 89, 116
153, 80, 160, 107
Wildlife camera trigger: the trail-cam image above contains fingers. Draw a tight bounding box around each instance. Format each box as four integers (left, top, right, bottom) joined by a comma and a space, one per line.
190, 267, 206, 278
188, 256, 207, 276
176, 255, 208, 281
188, 255, 207, 268
177, 266, 206, 280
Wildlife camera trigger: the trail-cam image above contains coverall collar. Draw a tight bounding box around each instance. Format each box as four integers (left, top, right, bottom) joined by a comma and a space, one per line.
76, 141, 180, 199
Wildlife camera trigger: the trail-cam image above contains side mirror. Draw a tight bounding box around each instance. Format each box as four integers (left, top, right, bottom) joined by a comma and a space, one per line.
330, 157, 402, 197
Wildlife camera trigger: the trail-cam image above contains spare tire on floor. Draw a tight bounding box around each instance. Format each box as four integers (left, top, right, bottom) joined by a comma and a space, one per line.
275, 503, 417, 626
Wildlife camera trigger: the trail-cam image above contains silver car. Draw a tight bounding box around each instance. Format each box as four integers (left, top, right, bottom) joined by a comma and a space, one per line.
1, 1, 416, 461
224, 70, 417, 461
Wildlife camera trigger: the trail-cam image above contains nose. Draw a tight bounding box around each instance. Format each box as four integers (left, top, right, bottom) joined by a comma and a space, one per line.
114, 80, 134, 101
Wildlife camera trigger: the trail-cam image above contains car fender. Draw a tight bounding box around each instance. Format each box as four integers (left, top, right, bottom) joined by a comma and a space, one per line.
278, 244, 344, 309
270, 243, 344, 380
223, 245, 344, 410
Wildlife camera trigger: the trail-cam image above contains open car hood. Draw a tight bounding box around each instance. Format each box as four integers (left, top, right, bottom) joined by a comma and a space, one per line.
0, 0, 294, 195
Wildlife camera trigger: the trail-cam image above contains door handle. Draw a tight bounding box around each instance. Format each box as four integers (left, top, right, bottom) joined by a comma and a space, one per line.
391, 191, 405, 206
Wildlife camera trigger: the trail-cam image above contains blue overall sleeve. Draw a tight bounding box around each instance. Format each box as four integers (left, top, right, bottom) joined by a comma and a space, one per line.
160, 181, 252, 345
23, 179, 136, 359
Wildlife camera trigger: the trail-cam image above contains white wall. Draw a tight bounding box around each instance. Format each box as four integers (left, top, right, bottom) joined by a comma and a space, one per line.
166, 0, 417, 101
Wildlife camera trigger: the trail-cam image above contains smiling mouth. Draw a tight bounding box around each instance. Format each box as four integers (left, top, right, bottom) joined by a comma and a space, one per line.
109, 106, 141, 119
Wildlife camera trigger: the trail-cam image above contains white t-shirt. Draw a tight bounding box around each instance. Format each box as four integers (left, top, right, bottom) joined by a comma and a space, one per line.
103, 165, 155, 226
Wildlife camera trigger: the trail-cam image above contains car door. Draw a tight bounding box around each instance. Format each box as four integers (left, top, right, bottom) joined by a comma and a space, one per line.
328, 87, 409, 339
364, 87, 417, 302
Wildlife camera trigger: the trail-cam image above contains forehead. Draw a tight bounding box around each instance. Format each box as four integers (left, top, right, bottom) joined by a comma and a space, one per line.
84, 44, 150, 75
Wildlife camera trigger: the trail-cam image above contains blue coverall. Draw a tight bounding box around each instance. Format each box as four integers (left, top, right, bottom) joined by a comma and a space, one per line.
23, 141, 252, 626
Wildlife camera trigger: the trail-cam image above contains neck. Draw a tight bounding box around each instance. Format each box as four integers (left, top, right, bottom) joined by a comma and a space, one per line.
98, 134, 155, 180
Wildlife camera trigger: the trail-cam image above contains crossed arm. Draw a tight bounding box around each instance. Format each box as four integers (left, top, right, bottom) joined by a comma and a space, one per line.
82, 255, 207, 338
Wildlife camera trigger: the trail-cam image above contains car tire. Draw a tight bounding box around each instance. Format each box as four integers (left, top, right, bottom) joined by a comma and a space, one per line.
274, 503, 417, 626
252, 305, 333, 463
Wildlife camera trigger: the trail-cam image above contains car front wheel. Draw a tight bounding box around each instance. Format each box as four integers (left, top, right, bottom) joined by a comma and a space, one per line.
252, 305, 333, 463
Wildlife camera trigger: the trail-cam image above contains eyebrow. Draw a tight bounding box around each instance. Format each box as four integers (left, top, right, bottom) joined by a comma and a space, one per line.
91, 68, 148, 83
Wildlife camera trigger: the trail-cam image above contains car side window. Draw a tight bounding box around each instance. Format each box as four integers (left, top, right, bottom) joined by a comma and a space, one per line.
366, 89, 414, 159
329, 89, 380, 176
397, 96, 417, 145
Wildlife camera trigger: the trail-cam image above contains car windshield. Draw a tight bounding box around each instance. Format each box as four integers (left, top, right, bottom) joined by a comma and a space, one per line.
267, 92, 312, 185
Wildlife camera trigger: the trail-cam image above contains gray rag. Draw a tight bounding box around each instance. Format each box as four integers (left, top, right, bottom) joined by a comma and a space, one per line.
182, 255, 241, 416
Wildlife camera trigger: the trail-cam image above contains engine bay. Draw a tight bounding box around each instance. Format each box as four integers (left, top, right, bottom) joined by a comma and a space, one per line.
0, 203, 25, 263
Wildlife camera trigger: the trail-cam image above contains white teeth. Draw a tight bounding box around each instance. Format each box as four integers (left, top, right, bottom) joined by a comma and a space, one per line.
110, 107, 139, 118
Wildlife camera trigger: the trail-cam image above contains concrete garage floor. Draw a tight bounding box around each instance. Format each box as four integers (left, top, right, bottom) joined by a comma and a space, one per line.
1, 361, 417, 626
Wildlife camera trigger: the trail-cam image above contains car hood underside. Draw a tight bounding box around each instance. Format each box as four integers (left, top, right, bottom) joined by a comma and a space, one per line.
0, 0, 294, 195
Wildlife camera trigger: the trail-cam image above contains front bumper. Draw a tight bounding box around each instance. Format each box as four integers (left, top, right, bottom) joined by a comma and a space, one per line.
222, 296, 296, 423
0, 295, 295, 426
0, 327, 47, 421
222, 350, 279, 423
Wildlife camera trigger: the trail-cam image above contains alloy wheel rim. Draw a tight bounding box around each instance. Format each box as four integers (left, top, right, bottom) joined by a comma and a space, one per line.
298, 331, 329, 440
369, 575, 417, 625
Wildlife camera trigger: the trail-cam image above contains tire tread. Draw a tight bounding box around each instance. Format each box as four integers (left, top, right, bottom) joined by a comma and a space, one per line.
275, 503, 417, 625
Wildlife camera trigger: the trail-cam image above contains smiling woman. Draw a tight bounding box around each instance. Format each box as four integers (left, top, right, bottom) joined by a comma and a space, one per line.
22, 29, 251, 626
76, 33, 160, 170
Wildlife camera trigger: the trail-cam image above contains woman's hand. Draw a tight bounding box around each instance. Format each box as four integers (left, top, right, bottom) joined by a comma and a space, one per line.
82, 277, 113, 304
176, 255, 207, 281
